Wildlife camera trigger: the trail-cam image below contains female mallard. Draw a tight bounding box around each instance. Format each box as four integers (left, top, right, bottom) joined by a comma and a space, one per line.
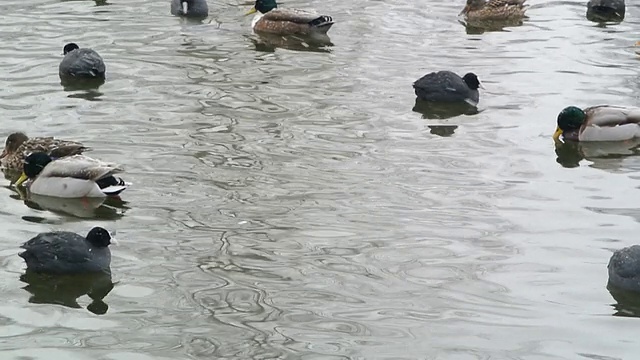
15, 152, 130, 198
0, 132, 89, 172
460, 0, 528, 21
553, 105, 640, 142
245, 0, 334, 36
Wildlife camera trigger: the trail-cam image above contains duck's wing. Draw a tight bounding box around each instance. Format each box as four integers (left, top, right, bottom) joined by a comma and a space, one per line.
48, 145, 90, 159
18, 138, 89, 159
584, 105, 640, 127
39, 155, 123, 181
262, 8, 333, 26
486, 0, 527, 7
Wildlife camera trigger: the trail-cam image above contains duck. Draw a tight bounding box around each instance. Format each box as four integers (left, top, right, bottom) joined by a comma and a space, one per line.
587, 0, 625, 21
413, 71, 482, 106
15, 152, 130, 198
459, 0, 528, 21
59, 43, 106, 79
19, 227, 116, 274
553, 105, 640, 142
170, 0, 208, 18
245, 0, 334, 36
0, 132, 89, 172
608, 245, 640, 293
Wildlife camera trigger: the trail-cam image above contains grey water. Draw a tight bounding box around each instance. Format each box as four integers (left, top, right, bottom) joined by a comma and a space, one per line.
0, 0, 639, 359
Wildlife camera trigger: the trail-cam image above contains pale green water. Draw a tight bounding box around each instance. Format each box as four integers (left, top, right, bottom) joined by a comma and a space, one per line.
0, 0, 639, 359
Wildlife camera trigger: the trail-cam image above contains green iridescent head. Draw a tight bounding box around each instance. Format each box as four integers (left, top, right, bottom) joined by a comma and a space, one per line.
554, 106, 586, 140
246, 0, 277, 15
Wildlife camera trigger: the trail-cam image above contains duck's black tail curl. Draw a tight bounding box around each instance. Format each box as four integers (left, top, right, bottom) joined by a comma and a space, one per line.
309, 15, 334, 28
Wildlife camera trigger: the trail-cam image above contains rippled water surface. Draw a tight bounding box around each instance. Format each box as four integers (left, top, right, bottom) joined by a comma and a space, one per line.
1, 0, 640, 358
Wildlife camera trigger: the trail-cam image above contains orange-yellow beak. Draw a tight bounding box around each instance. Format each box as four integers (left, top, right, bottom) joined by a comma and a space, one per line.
552, 127, 563, 141
459, 5, 470, 16
245, 6, 257, 16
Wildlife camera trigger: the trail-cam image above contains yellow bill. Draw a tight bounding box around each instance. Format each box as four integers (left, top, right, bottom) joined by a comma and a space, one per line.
14, 172, 28, 187
552, 127, 563, 141
245, 6, 257, 15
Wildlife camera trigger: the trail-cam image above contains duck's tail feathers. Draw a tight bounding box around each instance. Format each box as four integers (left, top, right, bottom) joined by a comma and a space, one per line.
97, 176, 130, 196
309, 15, 334, 29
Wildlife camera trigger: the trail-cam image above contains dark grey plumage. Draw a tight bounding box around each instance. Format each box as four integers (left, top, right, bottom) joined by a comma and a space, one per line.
59, 43, 106, 79
171, 0, 209, 18
587, 0, 625, 21
19, 227, 115, 275
608, 245, 640, 292
413, 71, 481, 105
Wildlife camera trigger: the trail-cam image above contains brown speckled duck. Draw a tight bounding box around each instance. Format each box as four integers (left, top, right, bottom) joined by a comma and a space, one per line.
245, 0, 334, 36
460, 0, 528, 21
0, 132, 90, 172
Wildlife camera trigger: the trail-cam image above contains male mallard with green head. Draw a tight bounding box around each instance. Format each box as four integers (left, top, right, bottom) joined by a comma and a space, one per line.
460, 0, 528, 21
554, 105, 640, 142
15, 152, 130, 198
0, 132, 89, 172
245, 0, 334, 36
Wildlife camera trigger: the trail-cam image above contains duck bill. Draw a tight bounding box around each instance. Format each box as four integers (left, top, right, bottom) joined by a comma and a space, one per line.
245, 6, 257, 16
459, 5, 470, 16
14, 172, 28, 187
182, 1, 188, 14
552, 127, 563, 141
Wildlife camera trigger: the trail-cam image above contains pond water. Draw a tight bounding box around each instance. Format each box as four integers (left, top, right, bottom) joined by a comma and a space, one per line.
0, 0, 639, 359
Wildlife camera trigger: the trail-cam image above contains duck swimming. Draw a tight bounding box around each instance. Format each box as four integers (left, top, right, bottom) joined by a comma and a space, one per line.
0, 132, 89, 172
15, 152, 130, 198
460, 0, 527, 21
245, 0, 334, 36
554, 105, 640, 142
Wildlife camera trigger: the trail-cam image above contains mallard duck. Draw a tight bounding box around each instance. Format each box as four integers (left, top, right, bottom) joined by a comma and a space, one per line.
459, 0, 527, 21
554, 105, 640, 142
15, 152, 130, 198
171, 0, 208, 18
413, 71, 482, 106
245, 0, 334, 36
0, 132, 89, 172
20, 227, 116, 274
608, 245, 640, 293
59, 43, 106, 79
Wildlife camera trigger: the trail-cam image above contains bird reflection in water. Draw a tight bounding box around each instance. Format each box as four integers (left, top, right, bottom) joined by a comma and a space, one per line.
412, 98, 479, 120
20, 271, 115, 315
554, 138, 640, 169
608, 282, 640, 318
248, 33, 333, 53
